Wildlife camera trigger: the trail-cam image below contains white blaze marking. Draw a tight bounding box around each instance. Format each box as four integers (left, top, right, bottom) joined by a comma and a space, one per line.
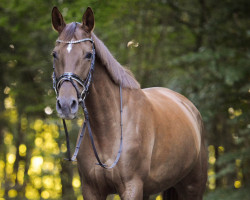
67, 43, 72, 53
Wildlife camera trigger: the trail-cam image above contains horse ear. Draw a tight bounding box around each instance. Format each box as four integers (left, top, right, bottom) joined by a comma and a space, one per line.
82, 7, 95, 33
52, 7, 66, 33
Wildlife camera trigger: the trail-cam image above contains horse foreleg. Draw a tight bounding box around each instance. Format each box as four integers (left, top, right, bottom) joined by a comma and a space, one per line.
174, 144, 208, 200
163, 187, 179, 200
119, 179, 143, 200
82, 184, 107, 200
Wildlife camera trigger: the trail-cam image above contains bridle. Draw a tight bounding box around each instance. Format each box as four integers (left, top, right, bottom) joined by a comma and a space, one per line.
53, 38, 95, 102
52, 36, 123, 169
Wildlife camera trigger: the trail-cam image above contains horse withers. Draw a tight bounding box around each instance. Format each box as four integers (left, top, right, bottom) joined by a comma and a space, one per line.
51, 6, 207, 200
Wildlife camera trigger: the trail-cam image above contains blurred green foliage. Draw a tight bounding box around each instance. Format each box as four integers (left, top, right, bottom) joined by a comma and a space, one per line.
0, 0, 249, 199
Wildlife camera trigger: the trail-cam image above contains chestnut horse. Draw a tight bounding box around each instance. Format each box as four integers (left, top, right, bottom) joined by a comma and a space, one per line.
51, 7, 207, 200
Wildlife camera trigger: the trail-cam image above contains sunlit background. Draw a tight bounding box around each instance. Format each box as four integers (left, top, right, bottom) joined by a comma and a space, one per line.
0, 0, 249, 199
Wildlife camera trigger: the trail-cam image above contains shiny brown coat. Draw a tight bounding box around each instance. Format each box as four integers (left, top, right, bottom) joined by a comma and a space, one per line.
52, 7, 207, 200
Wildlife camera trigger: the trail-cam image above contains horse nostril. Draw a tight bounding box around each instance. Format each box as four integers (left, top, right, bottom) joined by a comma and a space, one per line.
57, 99, 62, 109
56, 97, 78, 117
71, 99, 78, 111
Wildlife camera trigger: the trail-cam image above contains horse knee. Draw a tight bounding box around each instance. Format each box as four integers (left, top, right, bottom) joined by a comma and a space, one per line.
82, 185, 106, 200
120, 180, 143, 200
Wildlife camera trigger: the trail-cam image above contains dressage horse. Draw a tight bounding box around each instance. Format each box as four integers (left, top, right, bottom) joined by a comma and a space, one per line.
51, 7, 207, 200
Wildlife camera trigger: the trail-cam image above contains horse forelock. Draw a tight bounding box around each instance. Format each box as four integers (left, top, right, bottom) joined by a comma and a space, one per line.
59, 22, 77, 41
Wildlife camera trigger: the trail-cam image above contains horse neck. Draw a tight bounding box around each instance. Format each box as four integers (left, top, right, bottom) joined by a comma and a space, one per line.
85, 58, 121, 138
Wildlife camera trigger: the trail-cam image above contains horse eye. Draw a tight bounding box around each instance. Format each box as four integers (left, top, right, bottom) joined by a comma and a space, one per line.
85, 52, 92, 60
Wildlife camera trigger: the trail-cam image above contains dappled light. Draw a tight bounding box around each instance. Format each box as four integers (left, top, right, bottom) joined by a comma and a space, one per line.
44, 106, 53, 115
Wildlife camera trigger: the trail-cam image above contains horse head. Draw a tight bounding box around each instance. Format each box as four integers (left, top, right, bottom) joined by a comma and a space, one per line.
51, 7, 95, 119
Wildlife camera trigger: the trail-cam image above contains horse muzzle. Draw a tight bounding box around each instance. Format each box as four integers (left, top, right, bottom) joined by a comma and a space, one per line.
56, 95, 78, 119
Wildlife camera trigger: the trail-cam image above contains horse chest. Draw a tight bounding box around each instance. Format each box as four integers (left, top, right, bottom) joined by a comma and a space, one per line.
80, 162, 126, 193
78, 131, 145, 192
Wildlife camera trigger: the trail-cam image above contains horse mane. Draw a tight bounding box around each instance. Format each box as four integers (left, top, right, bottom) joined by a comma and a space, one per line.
91, 33, 140, 89
59, 22, 140, 89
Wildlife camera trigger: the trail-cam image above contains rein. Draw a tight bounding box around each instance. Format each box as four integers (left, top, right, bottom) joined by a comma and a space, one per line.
52, 36, 123, 169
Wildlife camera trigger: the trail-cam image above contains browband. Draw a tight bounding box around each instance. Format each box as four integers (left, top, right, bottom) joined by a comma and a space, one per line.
56, 38, 94, 44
